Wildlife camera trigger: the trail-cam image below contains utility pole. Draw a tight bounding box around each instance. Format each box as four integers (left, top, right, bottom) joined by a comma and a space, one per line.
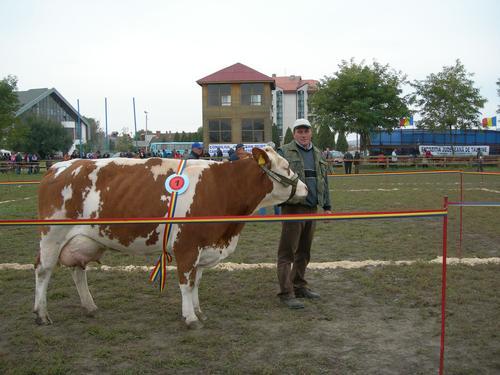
144, 110, 148, 152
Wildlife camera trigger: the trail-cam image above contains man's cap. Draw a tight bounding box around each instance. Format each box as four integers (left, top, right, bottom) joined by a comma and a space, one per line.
192, 142, 203, 149
292, 118, 312, 131
235, 143, 244, 149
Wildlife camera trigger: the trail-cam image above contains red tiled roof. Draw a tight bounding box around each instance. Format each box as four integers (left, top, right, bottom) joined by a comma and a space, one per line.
274, 76, 318, 93
196, 63, 275, 87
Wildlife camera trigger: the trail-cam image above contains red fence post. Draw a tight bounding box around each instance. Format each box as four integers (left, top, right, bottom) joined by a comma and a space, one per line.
439, 196, 448, 375
459, 171, 463, 258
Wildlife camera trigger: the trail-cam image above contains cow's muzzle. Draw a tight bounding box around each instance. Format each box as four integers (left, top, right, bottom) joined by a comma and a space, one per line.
260, 166, 299, 203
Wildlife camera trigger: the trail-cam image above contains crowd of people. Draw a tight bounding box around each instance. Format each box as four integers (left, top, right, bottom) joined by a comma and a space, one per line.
0, 151, 40, 174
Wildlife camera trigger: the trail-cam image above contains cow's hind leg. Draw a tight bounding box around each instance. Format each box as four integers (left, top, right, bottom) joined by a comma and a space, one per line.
179, 267, 203, 329
71, 267, 98, 316
192, 268, 207, 321
34, 236, 62, 325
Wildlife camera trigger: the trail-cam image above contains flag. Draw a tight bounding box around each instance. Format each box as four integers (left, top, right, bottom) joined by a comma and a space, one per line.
399, 116, 414, 127
482, 116, 497, 128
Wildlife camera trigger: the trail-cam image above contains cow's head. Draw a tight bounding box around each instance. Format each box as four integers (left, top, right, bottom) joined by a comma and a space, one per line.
252, 147, 308, 207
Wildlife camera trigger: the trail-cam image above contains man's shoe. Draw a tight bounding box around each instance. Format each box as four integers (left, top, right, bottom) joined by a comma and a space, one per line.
295, 288, 321, 299
279, 296, 304, 309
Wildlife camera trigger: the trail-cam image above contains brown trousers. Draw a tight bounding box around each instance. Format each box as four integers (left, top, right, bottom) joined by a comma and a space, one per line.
277, 205, 317, 296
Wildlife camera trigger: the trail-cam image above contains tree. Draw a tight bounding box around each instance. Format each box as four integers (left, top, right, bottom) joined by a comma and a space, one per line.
115, 129, 134, 152
315, 122, 335, 151
196, 126, 203, 141
412, 59, 486, 132
84, 117, 106, 152
0, 75, 20, 146
7, 116, 73, 158
336, 131, 348, 152
311, 59, 409, 151
173, 132, 181, 141
283, 127, 293, 144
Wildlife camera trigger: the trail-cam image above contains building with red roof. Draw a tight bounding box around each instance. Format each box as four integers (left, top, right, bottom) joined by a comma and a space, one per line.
272, 75, 319, 139
197, 63, 275, 150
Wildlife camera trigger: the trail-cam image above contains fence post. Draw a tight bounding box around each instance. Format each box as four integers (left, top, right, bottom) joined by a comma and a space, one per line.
439, 196, 448, 375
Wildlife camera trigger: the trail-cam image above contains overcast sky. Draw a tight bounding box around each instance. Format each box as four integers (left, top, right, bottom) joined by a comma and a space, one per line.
1, 0, 499, 135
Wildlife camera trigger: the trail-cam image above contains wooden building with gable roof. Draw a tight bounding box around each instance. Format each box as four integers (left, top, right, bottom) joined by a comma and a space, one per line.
196, 63, 275, 147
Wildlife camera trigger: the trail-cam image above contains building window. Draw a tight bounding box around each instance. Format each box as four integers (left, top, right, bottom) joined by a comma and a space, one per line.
297, 90, 305, 118
209, 119, 232, 142
208, 84, 231, 106
241, 83, 263, 106
276, 91, 283, 135
242, 119, 264, 142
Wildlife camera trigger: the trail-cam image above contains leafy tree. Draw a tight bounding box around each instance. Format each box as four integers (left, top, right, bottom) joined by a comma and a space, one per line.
115, 129, 134, 152
412, 59, 486, 132
173, 132, 181, 141
196, 126, 203, 141
7, 116, 73, 158
84, 117, 106, 152
336, 131, 348, 152
283, 127, 293, 144
311, 59, 409, 151
315, 122, 335, 150
0, 75, 20, 146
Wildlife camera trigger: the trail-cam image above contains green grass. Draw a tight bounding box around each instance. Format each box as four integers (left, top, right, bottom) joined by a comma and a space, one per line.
0, 169, 499, 374
0, 266, 499, 374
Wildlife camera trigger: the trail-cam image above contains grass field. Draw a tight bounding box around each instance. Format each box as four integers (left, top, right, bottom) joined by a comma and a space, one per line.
0, 169, 499, 374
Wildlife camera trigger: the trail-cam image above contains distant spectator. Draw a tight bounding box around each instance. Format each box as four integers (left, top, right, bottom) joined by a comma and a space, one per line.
343, 150, 353, 174
15, 152, 22, 174
391, 149, 398, 168
353, 151, 361, 174
377, 153, 386, 169
423, 149, 432, 168
186, 142, 204, 160
216, 147, 223, 158
476, 148, 484, 172
229, 144, 249, 161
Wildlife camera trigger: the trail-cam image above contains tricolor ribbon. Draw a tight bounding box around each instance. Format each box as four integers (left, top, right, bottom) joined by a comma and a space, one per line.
149, 159, 187, 291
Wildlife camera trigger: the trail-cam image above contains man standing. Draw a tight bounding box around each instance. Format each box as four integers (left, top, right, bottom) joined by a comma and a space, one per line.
229, 143, 247, 161
343, 150, 353, 174
277, 119, 332, 309
186, 142, 204, 160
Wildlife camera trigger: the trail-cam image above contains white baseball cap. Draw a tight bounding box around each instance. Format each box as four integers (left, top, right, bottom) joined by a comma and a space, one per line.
292, 118, 312, 131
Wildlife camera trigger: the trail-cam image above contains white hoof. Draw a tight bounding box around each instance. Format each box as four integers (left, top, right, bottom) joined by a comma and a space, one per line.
186, 319, 204, 330
34, 312, 53, 325
195, 310, 208, 321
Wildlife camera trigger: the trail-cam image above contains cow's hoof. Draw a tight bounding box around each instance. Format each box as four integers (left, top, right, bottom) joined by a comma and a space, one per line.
186, 320, 204, 330
84, 307, 98, 318
195, 310, 208, 321
34, 313, 53, 326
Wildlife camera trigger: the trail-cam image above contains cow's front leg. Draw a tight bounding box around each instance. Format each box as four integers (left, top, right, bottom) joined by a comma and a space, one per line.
192, 268, 207, 321
179, 282, 202, 329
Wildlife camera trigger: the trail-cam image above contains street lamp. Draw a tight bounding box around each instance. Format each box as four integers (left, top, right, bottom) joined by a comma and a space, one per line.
144, 110, 148, 152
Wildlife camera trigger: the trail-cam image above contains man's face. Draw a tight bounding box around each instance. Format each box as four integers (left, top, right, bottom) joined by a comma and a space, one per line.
193, 147, 203, 155
236, 147, 245, 156
293, 127, 312, 147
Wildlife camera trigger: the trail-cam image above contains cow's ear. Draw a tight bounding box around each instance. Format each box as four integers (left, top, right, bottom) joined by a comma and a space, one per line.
252, 148, 271, 168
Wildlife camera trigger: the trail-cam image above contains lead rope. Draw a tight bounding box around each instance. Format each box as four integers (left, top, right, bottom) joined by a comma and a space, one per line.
149, 159, 188, 291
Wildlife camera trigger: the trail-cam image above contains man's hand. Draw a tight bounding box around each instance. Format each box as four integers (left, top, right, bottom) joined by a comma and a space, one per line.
323, 210, 332, 223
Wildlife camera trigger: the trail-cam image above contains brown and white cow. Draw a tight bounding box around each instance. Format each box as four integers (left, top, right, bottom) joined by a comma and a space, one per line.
34, 147, 307, 328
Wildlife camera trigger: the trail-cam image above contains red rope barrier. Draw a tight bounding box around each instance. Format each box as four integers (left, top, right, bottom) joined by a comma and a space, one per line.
0, 209, 447, 227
